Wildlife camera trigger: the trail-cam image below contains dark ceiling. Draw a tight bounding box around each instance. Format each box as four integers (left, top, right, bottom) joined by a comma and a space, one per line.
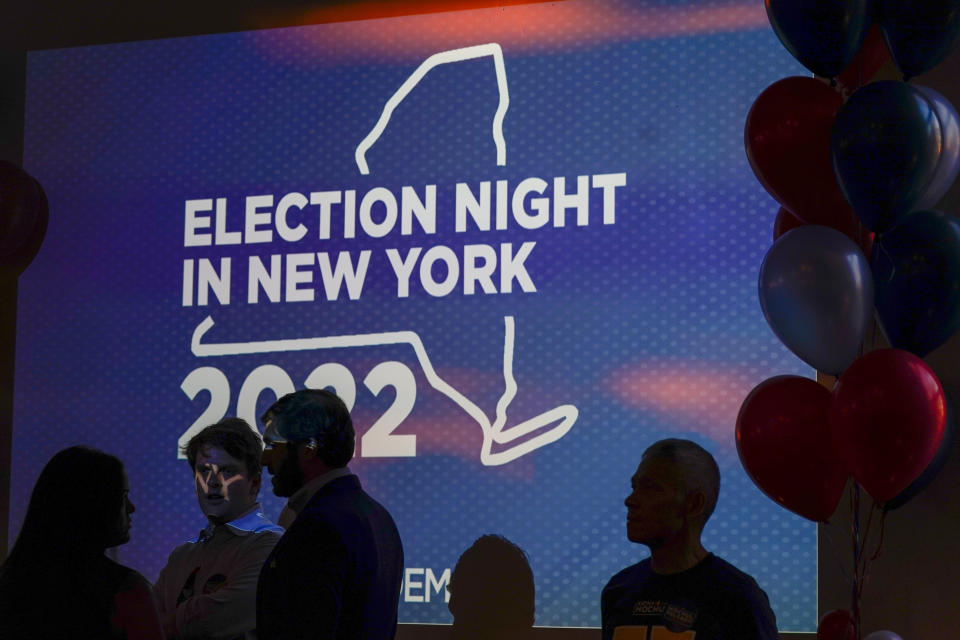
3, 0, 549, 50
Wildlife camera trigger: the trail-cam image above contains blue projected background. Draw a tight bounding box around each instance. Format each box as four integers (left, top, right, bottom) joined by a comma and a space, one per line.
13, 0, 815, 630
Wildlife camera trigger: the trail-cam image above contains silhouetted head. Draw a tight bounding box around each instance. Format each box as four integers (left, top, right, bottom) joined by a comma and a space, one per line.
260, 389, 355, 496
449, 534, 535, 638
10, 446, 133, 556
625, 438, 720, 548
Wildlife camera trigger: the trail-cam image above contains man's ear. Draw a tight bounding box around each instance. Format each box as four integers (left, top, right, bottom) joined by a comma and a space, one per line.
686, 490, 707, 519
298, 442, 318, 462
298, 442, 332, 479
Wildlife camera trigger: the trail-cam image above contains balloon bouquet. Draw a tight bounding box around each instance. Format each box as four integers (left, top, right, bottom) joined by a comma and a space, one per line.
737, 2, 960, 639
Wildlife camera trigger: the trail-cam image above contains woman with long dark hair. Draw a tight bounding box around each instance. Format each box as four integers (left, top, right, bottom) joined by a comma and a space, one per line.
0, 445, 163, 639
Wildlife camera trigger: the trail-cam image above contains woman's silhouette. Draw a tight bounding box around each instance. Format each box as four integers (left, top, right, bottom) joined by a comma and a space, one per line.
0, 446, 162, 639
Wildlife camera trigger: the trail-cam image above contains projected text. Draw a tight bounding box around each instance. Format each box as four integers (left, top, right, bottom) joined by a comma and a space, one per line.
180, 174, 626, 306
179, 315, 578, 465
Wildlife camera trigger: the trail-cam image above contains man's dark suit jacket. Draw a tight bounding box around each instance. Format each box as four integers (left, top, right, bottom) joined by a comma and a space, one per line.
256, 474, 404, 640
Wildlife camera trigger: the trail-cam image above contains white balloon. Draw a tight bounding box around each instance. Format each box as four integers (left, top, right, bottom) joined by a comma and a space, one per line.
864, 631, 903, 640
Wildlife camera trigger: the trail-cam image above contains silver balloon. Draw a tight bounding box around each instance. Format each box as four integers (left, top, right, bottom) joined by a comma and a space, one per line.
759, 225, 874, 375
916, 85, 960, 210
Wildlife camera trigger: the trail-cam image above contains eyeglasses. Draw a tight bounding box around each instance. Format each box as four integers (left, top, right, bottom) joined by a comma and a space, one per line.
261, 419, 317, 469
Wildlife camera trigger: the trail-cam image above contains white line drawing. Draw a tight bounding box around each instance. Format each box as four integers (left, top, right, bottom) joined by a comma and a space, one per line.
355, 43, 510, 176
191, 316, 576, 465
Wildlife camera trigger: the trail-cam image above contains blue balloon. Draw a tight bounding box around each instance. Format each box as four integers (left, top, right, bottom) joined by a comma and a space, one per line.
831, 81, 942, 232
759, 226, 874, 375
766, 0, 871, 78
871, 209, 960, 356
878, 0, 960, 79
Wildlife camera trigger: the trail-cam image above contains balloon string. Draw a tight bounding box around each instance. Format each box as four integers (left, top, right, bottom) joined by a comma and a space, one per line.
868, 507, 888, 566
855, 501, 888, 628
875, 239, 896, 283
856, 498, 877, 590
822, 522, 856, 590
848, 496, 888, 640
850, 484, 861, 640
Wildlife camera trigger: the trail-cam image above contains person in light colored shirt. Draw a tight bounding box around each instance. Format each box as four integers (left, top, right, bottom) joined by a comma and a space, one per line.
154, 418, 283, 639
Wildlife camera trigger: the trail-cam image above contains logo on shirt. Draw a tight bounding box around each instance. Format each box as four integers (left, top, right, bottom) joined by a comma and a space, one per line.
632, 600, 697, 632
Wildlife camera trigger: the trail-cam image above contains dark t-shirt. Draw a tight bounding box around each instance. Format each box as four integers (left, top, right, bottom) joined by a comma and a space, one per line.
600, 554, 778, 640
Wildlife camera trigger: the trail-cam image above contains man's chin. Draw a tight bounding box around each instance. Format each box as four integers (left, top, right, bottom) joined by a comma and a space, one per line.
626, 528, 658, 548
107, 532, 130, 548
270, 479, 295, 498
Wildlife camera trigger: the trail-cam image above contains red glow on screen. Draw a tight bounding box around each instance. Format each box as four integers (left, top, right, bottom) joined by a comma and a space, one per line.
248, 0, 767, 65
606, 362, 760, 452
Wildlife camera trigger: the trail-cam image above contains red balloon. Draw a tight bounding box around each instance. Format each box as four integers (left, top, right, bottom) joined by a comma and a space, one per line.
818, 609, 856, 640
0, 161, 49, 274
745, 77, 852, 226
836, 25, 891, 93
773, 206, 874, 257
737, 376, 847, 522
830, 349, 947, 503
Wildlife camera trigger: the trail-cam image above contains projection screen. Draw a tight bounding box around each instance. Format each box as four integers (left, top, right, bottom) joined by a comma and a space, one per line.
12, 0, 815, 632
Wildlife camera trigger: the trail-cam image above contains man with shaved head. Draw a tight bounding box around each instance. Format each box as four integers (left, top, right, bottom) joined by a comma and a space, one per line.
154, 418, 284, 639
601, 438, 778, 639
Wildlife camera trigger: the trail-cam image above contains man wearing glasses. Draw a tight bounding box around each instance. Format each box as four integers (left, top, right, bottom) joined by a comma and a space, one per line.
256, 389, 404, 640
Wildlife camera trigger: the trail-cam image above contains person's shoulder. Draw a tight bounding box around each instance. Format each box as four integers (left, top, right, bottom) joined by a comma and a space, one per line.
603, 559, 651, 594
321, 473, 362, 495
100, 557, 152, 593
251, 527, 284, 541
700, 554, 778, 636
237, 527, 284, 551
697, 555, 776, 613
699, 554, 764, 588
296, 478, 397, 539
227, 505, 286, 537
107, 562, 165, 640
162, 537, 201, 566
301, 474, 368, 514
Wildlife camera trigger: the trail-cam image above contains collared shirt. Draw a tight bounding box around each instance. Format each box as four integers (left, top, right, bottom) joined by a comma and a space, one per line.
277, 466, 352, 529
153, 504, 283, 640
193, 505, 284, 543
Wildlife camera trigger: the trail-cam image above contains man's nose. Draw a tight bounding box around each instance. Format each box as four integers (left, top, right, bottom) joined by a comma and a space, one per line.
127, 498, 136, 514
207, 471, 223, 488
